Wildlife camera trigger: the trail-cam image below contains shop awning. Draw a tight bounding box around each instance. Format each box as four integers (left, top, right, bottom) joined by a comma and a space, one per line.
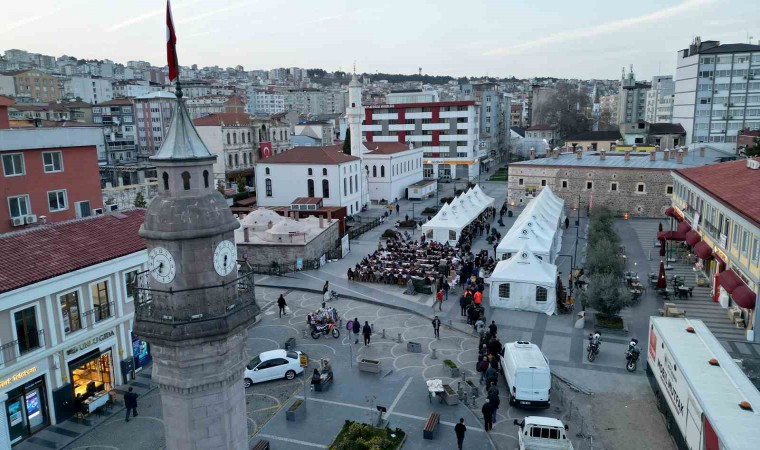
664, 207, 675, 218
657, 230, 686, 241
694, 241, 713, 260
677, 221, 691, 234
718, 269, 742, 294
685, 230, 701, 246
731, 285, 757, 310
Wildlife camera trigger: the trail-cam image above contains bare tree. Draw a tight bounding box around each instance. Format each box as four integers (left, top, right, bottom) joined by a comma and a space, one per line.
532, 82, 592, 139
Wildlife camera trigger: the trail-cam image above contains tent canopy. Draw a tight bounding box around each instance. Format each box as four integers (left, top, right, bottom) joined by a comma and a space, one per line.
496, 222, 554, 259
487, 244, 558, 315
421, 185, 493, 244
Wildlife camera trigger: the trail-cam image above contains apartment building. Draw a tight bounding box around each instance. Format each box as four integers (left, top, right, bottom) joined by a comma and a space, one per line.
92, 99, 137, 164
246, 89, 285, 115
644, 75, 675, 123
1, 70, 60, 102
64, 76, 113, 105
133, 92, 176, 159
193, 113, 256, 188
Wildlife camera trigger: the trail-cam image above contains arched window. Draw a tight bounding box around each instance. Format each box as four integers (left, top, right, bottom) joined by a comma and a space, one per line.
234, 154, 239, 167
349, 176, 354, 194
233, 133, 237, 144
181, 171, 191, 190
322, 168, 327, 176
265, 167, 270, 175
307, 179, 315, 197
248, 132, 251, 143
243, 154, 248, 165
265, 178, 272, 197
308, 168, 313, 175
372, 165, 377, 177
203, 170, 209, 188
536, 286, 548, 303
322, 179, 330, 198
249, 152, 253, 163
354, 174, 358, 192
343, 178, 347, 196
162, 172, 169, 190
227, 133, 231, 145
228, 154, 233, 167
365, 165, 368, 174
381, 166, 385, 177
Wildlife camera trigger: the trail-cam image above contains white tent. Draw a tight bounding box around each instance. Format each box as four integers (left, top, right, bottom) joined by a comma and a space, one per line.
487, 244, 558, 315
496, 220, 555, 261
421, 202, 468, 244
471, 185, 496, 208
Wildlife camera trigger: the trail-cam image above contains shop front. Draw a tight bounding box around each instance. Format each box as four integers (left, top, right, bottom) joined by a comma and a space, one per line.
2, 362, 51, 446
131, 332, 151, 372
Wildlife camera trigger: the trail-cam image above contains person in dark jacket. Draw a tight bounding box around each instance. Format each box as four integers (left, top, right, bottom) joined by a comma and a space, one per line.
432, 316, 441, 339
124, 387, 138, 422
488, 320, 497, 337
362, 321, 372, 345
352, 318, 361, 344
454, 418, 467, 450
459, 295, 467, 316
277, 294, 287, 318
481, 399, 494, 431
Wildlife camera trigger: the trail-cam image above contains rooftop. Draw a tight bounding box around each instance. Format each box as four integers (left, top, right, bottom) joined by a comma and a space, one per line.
700, 43, 760, 54
364, 142, 412, 155
366, 100, 475, 109
566, 130, 622, 141
259, 145, 359, 165
97, 98, 134, 107
0, 210, 146, 294
674, 158, 760, 227
192, 112, 251, 126
526, 124, 555, 131
511, 146, 732, 170
648, 123, 686, 135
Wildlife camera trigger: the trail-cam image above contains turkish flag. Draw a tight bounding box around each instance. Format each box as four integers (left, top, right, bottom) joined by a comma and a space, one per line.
259, 142, 272, 159
166, 0, 179, 81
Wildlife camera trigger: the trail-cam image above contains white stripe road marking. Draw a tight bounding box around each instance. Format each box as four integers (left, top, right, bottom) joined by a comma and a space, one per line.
386, 376, 412, 415
255, 433, 327, 448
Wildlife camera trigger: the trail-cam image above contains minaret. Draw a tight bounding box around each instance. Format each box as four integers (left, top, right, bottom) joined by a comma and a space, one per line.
347, 73, 369, 206
134, 85, 257, 450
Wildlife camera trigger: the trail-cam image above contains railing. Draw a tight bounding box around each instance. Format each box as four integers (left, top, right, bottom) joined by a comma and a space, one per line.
248, 259, 322, 275
0, 329, 46, 368
134, 269, 258, 326
348, 218, 381, 240
82, 301, 115, 325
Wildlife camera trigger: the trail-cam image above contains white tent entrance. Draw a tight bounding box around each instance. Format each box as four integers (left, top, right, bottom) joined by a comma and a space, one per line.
487, 244, 558, 315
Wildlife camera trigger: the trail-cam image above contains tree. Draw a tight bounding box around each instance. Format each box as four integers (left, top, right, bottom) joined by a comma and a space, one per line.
343, 129, 352, 154
585, 240, 624, 277
585, 273, 633, 318
744, 136, 760, 157
532, 82, 592, 140
217, 180, 226, 195
235, 175, 247, 194
133, 192, 147, 208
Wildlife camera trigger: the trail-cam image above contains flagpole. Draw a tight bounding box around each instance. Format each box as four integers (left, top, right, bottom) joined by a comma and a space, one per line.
167, 0, 182, 99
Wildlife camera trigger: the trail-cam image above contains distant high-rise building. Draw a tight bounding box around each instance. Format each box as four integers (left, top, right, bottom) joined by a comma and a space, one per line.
645, 75, 675, 124
246, 88, 285, 114
134, 91, 176, 159
674, 37, 760, 152
618, 67, 650, 124
65, 76, 114, 104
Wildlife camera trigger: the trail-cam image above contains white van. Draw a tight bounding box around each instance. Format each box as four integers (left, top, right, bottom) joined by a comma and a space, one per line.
514, 416, 573, 450
500, 341, 551, 407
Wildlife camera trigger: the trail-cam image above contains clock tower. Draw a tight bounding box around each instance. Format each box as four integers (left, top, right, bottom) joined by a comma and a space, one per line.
134, 90, 257, 450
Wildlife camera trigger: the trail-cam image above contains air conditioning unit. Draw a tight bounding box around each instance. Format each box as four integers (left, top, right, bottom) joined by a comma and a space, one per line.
107, 204, 118, 212
25, 214, 37, 224
723, 103, 728, 107
709, 76, 713, 80
10, 217, 24, 227
714, 90, 719, 93
93, 208, 104, 215
748, 159, 760, 170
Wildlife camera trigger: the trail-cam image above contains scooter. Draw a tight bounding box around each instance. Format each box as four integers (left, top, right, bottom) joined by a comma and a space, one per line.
587, 331, 601, 362
626, 338, 641, 372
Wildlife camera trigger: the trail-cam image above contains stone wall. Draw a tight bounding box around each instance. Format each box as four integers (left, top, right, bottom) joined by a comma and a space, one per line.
507, 165, 673, 218
238, 221, 340, 266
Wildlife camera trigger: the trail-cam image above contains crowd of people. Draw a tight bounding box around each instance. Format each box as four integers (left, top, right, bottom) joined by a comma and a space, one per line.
476, 320, 503, 432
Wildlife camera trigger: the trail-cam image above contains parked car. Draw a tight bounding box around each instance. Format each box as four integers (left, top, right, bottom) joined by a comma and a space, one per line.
243, 350, 304, 387
500, 341, 551, 407
514, 416, 573, 450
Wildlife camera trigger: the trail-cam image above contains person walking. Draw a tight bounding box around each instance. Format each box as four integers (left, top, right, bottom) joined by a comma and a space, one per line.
565, 216, 570, 230
395, 203, 400, 215
488, 320, 497, 337
124, 387, 138, 422
493, 242, 498, 258
473, 290, 482, 306
435, 289, 444, 311
454, 418, 467, 450
443, 279, 450, 301
277, 294, 287, 318
352, 317, 361, 344
459, 295, 467, 316
432, 315, 441, 339
362, 321, 372, 345
481, 398, 494, 432
478, 356, 489, 384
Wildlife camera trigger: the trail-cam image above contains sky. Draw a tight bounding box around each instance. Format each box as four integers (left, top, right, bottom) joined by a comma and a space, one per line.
1, 0, 758, 80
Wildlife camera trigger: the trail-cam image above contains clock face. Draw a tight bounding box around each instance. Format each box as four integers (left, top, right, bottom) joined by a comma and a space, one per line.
213, 240, 237, 277
148, 247, 176, 284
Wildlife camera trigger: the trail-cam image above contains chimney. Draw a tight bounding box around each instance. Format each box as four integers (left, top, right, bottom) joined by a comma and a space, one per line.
611, 143, 617, 152
39, 215, 47, 225
599, 149, 606, 160
624, 150, 631, 161
243, 227, 250, 242
553, 149, 559, 159
663, 149, 670, 160
650, 151, 656, 161
576, 149, 582, 160
529, 148, 536, 160
319, 216, 324, 228
327, 210, 332, 220
699, 145, 705, 157
677, 149, 684, 164
654, 145, 661, 152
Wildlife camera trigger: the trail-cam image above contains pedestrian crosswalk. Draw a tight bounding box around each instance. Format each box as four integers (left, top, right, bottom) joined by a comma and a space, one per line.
630, 220, 746, 347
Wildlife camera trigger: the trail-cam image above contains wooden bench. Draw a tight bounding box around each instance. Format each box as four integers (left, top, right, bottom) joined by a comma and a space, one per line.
251, 439, 270, 450
422, 412, 440, 440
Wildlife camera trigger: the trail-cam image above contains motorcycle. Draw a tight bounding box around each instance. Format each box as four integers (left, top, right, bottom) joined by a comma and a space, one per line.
626, 338, 641, 372
587, 331, 601, 362
311, 321, 340, 339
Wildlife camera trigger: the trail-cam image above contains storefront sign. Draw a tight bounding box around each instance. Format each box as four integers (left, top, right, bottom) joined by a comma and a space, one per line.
132, 334, 151, 370
0, 367, 37, 389
66, 330, 115, 357
714, 247, 728, 264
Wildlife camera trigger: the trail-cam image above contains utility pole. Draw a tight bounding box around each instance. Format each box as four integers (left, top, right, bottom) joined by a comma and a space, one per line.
571, 194, 582, 309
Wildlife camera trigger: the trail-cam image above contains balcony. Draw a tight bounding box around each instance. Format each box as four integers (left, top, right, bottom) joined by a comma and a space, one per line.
0, 329, 46, 368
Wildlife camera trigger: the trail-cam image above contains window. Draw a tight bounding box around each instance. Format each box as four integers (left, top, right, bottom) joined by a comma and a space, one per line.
91, 280, 111, 322
234, 154, 239, 167
203, 170, 209, 188
8, 195, 30, 218
227, 133, 231, 145
2, 153, 25, 176
60, 291, 82, 334
74, 200, 91, 218
265, 167, 270, 175
48, 189, 68, 212
536, 286, 548, 302
518, 178, 524, 186
636, 183, 645, 193
42, 151, 63, 172
14, 306, 40, 355
228, 154, 233, 167
741, 231, 749, 255
265, 178, 272, 197
610, 182, 618, 191
752, 238, 759, 263
162, 172, 169, 190
498, 283, 511, 298
541, 180, 546, 187
322, 179, 330, 198
343, 178, 347, 196
308, 168, 313, 176
181, 171, 191, 190
307, 179, 315, 197
732, 225, 740, 248
322, 168, 327, 176
372, 165, 377, 177
124, 270, 138, 302
586, 181, 593, 190
666, 185, 674, 195
381, 166, 385, 177
561, 180, 568, 189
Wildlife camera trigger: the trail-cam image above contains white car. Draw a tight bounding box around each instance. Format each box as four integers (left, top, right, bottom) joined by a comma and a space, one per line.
243, 350, 304, 387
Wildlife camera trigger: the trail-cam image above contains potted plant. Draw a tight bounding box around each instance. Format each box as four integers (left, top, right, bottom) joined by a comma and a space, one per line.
443, 359, 460, 377
358, 359, 382, 373
442, 384, 459, 405
329, 421, 406, 450
286, 399, 305, 422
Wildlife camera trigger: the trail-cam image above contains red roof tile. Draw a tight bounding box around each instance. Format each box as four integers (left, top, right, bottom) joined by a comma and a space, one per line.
0, 96, 15, 107
193, 113, 251, 126
675, 158, 760, 227
0, 210, 146, 294
260, 145, 359, 165
365, 142, 411, 155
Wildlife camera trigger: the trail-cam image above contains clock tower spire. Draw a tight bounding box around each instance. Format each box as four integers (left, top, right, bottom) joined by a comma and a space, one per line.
134, 92, 257, 449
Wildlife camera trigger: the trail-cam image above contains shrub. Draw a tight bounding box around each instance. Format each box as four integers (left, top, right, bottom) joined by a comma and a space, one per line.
288, 399, 303, 411
585, 273, 632, 318
382, 229, 397, 239
330, 421, 405, 450
422, 207, 438, 215
440, 196, 453, 204
443, 359, 457, 368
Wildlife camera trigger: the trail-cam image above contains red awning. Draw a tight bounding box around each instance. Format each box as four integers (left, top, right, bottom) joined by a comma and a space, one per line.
677, 221, 691, 234
694, 241, 713, 260
658, 230, 687, 241
731, 285, 757, 309
685, 230, 701, 246
718, 269, 742, 294
664, 207, 675, 218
